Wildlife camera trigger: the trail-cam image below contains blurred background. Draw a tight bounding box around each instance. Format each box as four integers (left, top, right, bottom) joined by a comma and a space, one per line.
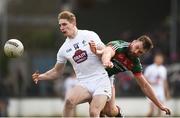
0, 0, 180, 117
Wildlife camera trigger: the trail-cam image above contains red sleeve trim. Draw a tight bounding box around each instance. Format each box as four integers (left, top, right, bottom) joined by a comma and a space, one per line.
133, 72, 142, 77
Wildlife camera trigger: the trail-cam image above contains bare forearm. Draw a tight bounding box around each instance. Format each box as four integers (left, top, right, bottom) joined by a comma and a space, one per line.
101, 47, 115, 63
136, 76, 163, 109
39, 68, 60, 80
102, 52, 112, 63
38, 63, 65, 81
142, 82, 163, 108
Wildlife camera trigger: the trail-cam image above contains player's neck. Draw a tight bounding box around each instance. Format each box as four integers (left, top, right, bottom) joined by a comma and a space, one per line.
69, 27, 78, 39
155, 63, 162, 66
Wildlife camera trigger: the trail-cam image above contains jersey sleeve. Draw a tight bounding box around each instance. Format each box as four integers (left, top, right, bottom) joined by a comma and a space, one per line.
56, 46, 67, 64
88, 31, 105, 48
107, 41, 120, 51
131, 58, 143, 74
107, 40, 129, 53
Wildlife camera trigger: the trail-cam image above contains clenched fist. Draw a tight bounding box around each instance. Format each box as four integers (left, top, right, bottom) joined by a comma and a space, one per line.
32, 71, 40, 84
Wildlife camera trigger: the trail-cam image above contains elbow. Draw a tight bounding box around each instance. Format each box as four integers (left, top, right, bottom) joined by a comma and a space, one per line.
142, 82, 149, 90
104, 48, 115, 57
137, 76, 150, 90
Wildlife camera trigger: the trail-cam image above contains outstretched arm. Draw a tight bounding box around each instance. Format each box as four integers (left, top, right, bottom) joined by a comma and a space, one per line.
32, 63, 65, 84
135, 73, 171, 115
101, 46, 115, 68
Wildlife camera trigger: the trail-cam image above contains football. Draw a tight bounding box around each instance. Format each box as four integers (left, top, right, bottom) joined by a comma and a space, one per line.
4, 39, 24, 58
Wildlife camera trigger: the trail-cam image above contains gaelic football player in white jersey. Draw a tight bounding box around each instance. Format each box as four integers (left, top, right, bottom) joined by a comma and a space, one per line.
32, 11, 112, 117
144, 53, 171, 116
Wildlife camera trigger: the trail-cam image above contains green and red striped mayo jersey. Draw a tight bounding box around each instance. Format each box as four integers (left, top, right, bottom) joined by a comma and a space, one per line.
106, 40, 143, 77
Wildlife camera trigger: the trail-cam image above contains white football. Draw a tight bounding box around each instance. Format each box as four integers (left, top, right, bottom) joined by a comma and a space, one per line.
4, 39, 24, 58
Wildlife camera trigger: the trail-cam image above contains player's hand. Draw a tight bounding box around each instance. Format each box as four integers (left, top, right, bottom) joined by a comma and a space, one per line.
89, 40, 104, 56
103, 61, 114, 68
32, 71, 40, 84
160, 105, 171, 115
89, 40, 97, 54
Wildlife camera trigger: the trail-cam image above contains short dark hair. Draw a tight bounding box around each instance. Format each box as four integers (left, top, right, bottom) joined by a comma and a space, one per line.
137, 35, 153, 52
155, 52, 164, 58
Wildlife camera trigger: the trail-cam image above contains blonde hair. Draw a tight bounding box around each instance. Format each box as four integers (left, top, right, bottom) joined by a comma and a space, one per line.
58, 11, 76, 23
137, 35, 154, 52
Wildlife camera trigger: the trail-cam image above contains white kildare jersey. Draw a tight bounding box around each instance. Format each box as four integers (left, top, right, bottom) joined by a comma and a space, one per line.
144, 64, 167, 100
57, 30, 108, 80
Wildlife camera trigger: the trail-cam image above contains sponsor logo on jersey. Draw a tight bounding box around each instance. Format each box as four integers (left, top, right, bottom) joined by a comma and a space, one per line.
73, 49, 88, 63
66, 48, 72, 53
115, 53, 134, 70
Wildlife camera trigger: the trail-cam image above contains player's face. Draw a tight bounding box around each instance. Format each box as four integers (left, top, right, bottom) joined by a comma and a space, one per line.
59, 19, 75, 38
154, 55, 164, 65
130, 40, 146, 57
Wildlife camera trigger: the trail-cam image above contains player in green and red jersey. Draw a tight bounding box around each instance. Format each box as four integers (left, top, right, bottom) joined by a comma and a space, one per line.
105, 40, 143, 77
89, 35, 171, 117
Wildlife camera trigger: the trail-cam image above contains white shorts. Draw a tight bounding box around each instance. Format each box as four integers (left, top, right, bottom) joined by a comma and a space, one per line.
77, 76, 112, 100
109, 75, 115, 87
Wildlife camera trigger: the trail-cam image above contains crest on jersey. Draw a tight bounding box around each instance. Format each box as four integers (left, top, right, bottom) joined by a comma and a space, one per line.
73, 49, 88, 63
82, 40, 87, 46
73, 43, 79, 50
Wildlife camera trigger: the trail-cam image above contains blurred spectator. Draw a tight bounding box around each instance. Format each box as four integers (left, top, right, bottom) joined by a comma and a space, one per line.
167, 64, 180, 97
53, 75, 66, 99
0, 52, 9, 117
64, 71, 78, 92
0, 82, 8, 117
0, 80, 9, 117
53, 66, 76, 98
5, 54, 29, 97
144, 53, 171, 116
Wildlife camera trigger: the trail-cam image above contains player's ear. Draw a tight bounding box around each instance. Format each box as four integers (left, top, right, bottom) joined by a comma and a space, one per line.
72, 20, 76, 26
